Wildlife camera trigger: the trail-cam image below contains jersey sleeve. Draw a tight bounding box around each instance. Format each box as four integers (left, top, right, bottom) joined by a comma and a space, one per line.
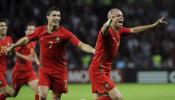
15, 47, 21, 52
66, 31, 80, 46
31, 42, 36, 48
120, 27, 131, 36
27, 27, 41, 41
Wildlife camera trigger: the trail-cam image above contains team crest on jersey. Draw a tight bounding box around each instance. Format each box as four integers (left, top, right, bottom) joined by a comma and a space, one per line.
56, 36, 60, 42
105, 83, 109, 89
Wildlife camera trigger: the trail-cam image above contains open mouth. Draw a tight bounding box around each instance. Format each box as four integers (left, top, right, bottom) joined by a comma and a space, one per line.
119, 20, 123, 25
54, 19, 59, 23
0, 30, 7, 35
0, 34, 5, 38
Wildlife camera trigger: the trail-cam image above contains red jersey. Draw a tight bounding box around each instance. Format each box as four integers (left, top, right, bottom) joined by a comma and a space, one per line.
90, 27, 131, 71
0, 35, 13, 72
27, 25, 80, 72
13, 42, 36, 71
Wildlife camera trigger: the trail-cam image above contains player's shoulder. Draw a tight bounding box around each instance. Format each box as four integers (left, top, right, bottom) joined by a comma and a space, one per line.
119, 26, 129, 31
59, 26, 74, 36
59, 26, 71, 32
97, 28, 103, 35
98, 27, 110, 37
30, 25, 47, 35
5, 35, 11, 38
5, 35, 13, 41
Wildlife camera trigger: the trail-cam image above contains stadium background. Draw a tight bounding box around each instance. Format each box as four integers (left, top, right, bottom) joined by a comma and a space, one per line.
0, 0, 175, 100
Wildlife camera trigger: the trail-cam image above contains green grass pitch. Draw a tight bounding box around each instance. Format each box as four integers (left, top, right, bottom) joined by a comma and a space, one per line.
7, 83, 175, 100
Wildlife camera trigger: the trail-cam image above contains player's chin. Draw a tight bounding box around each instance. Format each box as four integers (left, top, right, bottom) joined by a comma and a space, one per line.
116, 24, 123, 28
118, 25, 123, 28
0, 33, 6, 37
52, 23, 58, 27
119, 25, 123, 27
2, 31, 7, 34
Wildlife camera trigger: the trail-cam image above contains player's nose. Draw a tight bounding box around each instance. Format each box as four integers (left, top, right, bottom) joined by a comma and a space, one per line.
55, 15, 60, 19
1, 26, 6, 30
3, 27, 7, 30
120, 16, 124, 20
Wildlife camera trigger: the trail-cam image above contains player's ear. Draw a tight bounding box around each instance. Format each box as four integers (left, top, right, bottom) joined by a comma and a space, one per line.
25, 30, 27, 35
46, 15, 50, 20
60, 17, 61, 21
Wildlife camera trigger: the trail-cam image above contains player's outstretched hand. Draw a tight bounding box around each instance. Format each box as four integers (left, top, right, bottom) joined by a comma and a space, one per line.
154, 16, 168, 26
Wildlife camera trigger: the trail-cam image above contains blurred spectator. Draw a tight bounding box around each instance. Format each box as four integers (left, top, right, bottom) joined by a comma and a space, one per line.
81, 54, 91, 69
151, 54, 162, 68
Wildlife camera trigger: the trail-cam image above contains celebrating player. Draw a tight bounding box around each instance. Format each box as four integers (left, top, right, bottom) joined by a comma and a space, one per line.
7, 7, 95, 100
89, 8, 167, 100
8, 24, 39, 100
0, 19, 13, 100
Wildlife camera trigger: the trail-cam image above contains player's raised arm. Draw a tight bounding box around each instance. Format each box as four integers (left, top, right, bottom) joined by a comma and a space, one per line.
101, 18, 112, 35
7, 36, 29, 53
130, 17, 167, 33
77, 41, 95, 54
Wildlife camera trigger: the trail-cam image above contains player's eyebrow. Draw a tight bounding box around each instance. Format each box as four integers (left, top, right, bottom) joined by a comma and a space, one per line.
0, 24, 6, 27
116, 14, 123, 17
52, 13, 60, 17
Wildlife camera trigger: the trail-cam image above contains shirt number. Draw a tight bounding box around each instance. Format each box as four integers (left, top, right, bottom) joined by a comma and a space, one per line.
49, 41, 53, 48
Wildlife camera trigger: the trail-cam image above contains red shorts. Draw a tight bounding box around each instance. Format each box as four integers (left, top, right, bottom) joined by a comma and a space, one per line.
38, 68, 68, 93
12, 69, 37, 90
0, 72, 7, 88
89, 68, 115, 94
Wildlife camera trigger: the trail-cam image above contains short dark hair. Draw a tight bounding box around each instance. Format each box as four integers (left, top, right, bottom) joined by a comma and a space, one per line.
26, 23, 36, 27
0, 18, 8, 24
25, 22, 36, 30
47, 7, 60, 16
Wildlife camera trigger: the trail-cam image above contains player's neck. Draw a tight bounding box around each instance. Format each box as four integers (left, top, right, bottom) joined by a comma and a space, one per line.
111, 25, 119, 32
47, 24, 59, 33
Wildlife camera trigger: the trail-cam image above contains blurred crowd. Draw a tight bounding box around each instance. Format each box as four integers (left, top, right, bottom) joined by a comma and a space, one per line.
1, 0, 175, 70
